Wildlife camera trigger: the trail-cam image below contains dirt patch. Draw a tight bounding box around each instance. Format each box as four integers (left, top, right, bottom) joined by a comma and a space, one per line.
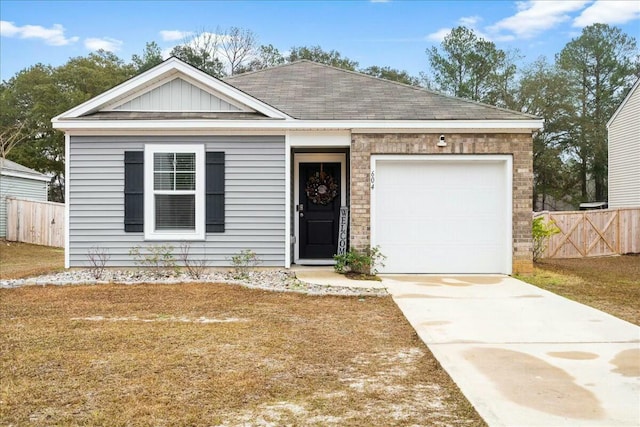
0, 283, 485, 426
344, 271, 382, 281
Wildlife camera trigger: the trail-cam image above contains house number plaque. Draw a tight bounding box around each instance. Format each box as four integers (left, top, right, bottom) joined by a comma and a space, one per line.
337, 207, 349, 255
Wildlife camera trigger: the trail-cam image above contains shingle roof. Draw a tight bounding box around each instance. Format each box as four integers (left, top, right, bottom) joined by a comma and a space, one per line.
224, 60, 536, 121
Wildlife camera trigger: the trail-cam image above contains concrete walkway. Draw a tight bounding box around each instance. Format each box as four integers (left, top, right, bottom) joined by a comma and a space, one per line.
382, 274, 640, 427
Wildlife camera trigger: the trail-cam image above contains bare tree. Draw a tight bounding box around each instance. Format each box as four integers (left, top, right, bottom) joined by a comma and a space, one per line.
170, 29, 225, 77
0, 122, 30, 159
170, 27, 259, 77
220, 27, 258, 75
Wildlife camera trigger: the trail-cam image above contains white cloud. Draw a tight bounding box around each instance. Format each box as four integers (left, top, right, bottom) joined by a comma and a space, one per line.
0, 20, 79, 45
84, 37, 123, 52
459, 16, 482, 27
488, 0, 590, 38
573, 0, 640, 27
159, 30, 193, 42
426, 15, 494, 43
426, 28, 452, 42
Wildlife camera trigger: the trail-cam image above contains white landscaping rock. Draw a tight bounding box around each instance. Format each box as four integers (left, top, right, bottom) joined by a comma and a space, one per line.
0, 269, 387, 297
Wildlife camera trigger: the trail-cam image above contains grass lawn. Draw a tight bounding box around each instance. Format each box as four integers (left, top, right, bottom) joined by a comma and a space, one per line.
0, 242, 484, 426
0, 240, 64, 279
518, 255, 640, 326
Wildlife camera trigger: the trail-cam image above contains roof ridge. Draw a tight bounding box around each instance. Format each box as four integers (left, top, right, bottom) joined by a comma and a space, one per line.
224, 60, 309, 80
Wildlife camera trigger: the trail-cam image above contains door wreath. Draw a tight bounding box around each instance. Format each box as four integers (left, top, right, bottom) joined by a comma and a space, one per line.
305, 165, 338, 205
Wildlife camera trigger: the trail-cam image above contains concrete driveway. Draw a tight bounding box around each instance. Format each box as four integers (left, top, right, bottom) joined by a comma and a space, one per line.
382, 275, 640, 427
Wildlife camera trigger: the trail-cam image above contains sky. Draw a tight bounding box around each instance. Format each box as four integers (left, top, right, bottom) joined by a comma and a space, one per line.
1, 0, 639, 82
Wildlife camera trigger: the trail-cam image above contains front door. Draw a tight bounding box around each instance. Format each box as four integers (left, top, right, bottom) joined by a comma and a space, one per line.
298, 162, 341, 259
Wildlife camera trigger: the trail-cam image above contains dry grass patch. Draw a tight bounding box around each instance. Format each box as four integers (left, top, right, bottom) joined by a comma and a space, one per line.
0, 240, 64, 279
0, 283, 484, 426
520, 255, 640, 326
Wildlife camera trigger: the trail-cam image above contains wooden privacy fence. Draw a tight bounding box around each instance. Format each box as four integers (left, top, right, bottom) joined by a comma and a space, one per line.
535, 208, 640, 259
6, 197, 65, 248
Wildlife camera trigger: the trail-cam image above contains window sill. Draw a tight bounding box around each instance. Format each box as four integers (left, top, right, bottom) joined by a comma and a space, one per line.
144, 230, 205, 241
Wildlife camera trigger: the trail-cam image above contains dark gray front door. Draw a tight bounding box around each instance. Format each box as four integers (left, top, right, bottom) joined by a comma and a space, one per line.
299, 162, 341, 259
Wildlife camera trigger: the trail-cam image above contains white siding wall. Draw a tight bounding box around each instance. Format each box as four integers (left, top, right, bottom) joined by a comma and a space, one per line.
0, 174, 48, 238
68, 135, 285, 267
609, 85, 640, 207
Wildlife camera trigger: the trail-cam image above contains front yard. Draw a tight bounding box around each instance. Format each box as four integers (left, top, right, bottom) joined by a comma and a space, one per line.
2, 241, 639, 425
0, 242, 484, 426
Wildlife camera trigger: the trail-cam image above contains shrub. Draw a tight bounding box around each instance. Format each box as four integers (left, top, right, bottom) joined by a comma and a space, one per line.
178, 243, 209, 280
129, 244, 177, 277
86, 246, 110, 280
229, 249, 261, 280
334, 246, 386, 276
532, 217, 560, 262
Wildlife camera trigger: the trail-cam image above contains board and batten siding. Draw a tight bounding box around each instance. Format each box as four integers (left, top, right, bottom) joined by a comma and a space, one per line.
608, 83, 640, 208
0, 174, 48, 238
68, 135, 286, 267
113, 78, 242, 112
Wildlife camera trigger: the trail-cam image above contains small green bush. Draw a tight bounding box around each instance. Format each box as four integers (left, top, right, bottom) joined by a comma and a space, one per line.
129, 244, 177, 277
532, 217, 560, 261
334, 246, 386, 276
229, 249, 261, 279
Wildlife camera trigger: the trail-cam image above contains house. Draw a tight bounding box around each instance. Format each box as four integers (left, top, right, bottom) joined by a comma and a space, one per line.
607, 78, 640, 208
52, 57, 542, 274
0, 158, 50, 238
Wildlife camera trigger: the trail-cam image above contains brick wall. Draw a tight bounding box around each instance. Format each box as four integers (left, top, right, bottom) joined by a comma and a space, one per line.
350, 133, 534, 274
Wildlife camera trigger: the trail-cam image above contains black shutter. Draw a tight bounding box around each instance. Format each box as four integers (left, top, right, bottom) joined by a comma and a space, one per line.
206, 152, 225, 232
124, 151, 144, 232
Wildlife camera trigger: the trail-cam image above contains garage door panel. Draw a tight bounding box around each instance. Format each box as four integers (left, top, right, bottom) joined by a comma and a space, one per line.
372, 157, 511, 274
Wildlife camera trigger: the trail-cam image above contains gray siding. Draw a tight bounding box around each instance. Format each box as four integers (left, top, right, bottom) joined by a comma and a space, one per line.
0, 174, 48, 238
114, 78, 242, 112
609, 85, 640, 208
68, 135, 285, 267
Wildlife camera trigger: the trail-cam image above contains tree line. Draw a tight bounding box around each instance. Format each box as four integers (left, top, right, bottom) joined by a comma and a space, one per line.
1, 24, 638, 208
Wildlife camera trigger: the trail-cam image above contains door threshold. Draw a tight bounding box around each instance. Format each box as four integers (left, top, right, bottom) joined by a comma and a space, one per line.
295, 259, 336, 266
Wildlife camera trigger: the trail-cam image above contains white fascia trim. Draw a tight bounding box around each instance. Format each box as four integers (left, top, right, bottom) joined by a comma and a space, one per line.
53, 119, 544, 132
607, 78, 640, 129
0, 170, 51, 182
52, 58, 291, 121
64, 133, 70, 269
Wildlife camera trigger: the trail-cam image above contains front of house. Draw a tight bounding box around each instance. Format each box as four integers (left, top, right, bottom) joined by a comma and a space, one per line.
52, 57, 542, 274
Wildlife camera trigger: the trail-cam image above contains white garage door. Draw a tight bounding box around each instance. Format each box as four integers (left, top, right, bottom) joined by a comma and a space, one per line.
371, 155, 512, 274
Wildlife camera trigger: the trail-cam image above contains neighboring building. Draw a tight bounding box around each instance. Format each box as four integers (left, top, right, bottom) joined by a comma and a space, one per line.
607, 78, 640, 208
52, 58, 542, 274
0, 158, 50, 238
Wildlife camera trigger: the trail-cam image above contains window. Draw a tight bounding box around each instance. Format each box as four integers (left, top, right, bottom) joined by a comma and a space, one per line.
144, 144, 205, 240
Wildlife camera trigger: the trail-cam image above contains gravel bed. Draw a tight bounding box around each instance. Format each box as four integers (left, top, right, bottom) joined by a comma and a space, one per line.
0, 269, 388, 297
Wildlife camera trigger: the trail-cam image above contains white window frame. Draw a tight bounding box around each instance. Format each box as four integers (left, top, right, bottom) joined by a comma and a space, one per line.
144, 144, 205, 241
